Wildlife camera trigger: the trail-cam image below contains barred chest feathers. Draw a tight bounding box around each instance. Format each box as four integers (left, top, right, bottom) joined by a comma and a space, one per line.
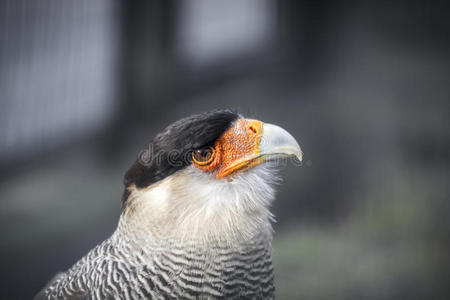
111, 165, 277, 299
47, 165, 277, 299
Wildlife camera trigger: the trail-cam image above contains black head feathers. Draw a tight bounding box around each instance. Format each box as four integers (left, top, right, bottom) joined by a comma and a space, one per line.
123, 109, 239, 194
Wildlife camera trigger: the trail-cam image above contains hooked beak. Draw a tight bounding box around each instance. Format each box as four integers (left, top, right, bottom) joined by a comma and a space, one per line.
258, 123, 303, 163
215, 120, 302, 178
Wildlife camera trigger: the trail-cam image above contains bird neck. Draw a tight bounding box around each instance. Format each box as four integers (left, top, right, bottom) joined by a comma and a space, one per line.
116, 166, 277, 248
115, 198, 273, 250
113, 218, 273, 258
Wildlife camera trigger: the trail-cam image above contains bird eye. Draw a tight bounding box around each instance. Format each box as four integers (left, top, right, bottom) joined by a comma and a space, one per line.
192, 147, 215, 165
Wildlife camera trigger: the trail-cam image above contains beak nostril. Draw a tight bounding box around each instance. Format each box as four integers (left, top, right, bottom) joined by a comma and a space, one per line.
248, 125, 257, 134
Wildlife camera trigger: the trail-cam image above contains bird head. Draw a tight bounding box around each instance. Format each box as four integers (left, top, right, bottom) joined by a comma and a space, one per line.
120, 110, 302, 242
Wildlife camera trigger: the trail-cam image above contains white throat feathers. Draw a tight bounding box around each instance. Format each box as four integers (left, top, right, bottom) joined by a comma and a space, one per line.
119, 164, 280, 246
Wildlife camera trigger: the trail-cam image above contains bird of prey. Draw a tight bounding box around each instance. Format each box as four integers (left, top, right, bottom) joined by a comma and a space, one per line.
35, 110, 302, 300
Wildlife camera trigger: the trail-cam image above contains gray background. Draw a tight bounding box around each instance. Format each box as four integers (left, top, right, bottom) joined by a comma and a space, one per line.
1, 0, 449, 299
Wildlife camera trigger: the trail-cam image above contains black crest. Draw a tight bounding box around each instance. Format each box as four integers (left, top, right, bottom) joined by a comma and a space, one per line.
122, 109, 239, 202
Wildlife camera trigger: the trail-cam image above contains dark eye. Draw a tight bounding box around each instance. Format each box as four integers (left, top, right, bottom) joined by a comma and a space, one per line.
192, 147, 215, 165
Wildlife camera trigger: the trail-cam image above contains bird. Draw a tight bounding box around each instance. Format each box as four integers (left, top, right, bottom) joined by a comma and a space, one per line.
35, 109, 302, 300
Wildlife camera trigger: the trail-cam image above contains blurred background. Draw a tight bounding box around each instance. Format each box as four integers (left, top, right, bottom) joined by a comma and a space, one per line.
1, 0, 449, 299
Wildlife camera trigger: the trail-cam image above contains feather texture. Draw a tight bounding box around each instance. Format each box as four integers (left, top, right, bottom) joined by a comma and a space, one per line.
36, 165, 278, 299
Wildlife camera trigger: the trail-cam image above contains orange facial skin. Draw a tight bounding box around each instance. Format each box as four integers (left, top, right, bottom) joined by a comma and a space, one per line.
193, 119, 263, 178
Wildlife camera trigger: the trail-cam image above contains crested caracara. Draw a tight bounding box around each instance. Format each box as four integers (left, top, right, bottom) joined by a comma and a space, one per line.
36, 109, 302, 299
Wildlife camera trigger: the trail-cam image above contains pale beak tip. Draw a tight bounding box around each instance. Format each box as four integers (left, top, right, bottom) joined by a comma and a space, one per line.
295, 150, 303, 162
260, 123, 303, 164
